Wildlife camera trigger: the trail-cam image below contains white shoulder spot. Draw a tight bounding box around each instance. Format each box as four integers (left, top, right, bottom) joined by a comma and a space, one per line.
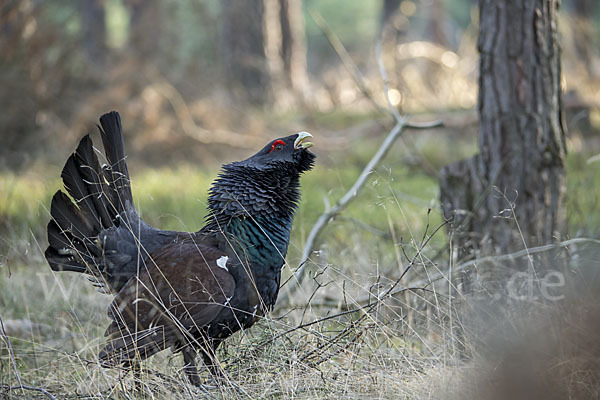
216, 256, 229, 272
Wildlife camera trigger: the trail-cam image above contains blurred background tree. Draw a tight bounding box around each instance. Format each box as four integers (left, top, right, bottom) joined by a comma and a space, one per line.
1, 0, 597, 168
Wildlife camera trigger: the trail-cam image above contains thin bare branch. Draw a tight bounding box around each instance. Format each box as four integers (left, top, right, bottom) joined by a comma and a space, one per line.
0, 316, 23, 387
448, 237, 600, 277
0, 385, 58, 400
279, 36, 442, 305
279, 119, 403, 302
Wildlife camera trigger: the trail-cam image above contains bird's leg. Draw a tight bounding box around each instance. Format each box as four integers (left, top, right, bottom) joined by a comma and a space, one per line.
182, 346, 202, 387
131, 360, 143, 393
200, 340, 223, 378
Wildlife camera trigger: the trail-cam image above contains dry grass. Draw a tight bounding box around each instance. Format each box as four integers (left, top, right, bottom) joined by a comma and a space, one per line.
0, 220, 450, 399
2, 137, 600, 398
4, 209, 599, 399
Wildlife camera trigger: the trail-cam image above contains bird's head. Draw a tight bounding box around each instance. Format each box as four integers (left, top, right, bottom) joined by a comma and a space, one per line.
233, 132, 315, 174
206, 132, 315, 221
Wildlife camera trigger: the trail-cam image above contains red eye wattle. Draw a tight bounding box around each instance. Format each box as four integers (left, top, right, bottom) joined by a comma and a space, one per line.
269, 140, 286, 153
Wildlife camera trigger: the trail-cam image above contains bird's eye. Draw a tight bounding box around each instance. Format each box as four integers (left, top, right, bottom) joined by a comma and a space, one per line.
269, 140, 286, 153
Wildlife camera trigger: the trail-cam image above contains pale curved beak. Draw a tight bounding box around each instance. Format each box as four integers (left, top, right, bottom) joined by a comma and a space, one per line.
294, 132, 314, 150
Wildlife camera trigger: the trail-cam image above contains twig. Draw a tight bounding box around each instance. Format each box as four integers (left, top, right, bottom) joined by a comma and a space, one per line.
403, 237, 600, 295
0, 385, 57, 400
296, 221, 445, 364
279, 37, 442, 304
283, 286, 439, 310
321, 237, 600, 309
0, 316, 23, 387
309, 9, 383, 114
447, 237, 600, 277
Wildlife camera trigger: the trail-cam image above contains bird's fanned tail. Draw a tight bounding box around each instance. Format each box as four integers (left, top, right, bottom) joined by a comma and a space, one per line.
45, 111, 136, 287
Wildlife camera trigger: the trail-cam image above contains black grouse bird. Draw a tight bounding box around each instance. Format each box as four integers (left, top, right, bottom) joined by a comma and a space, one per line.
44, 111, 315, 385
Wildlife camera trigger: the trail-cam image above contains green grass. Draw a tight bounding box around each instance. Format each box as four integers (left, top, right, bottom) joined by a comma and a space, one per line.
566, 154, 600, 236
0, 140, 444, 266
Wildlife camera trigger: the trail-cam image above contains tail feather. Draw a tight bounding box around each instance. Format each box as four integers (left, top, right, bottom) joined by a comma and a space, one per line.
46, 220, 95, 273
73, 134, 118, 228
99, 111, 133, 209
45, 111, 136, 286
50, 190, 98, 241
60, 155, 101, 228
46, 219, 79, 254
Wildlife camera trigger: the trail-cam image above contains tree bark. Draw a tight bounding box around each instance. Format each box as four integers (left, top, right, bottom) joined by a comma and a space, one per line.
440, 0, 567, 265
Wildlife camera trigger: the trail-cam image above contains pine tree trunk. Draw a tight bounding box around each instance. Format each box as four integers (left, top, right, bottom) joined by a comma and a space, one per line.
439, 0, 567, 265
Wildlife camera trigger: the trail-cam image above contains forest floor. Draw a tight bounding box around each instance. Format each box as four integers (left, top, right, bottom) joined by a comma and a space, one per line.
1, 117, 600, 399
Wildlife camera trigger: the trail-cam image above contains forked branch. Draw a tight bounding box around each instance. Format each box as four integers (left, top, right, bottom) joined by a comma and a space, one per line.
279, 38, 442, 303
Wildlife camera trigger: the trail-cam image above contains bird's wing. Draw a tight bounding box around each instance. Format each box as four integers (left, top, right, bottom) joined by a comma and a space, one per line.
99, 241, 236, 365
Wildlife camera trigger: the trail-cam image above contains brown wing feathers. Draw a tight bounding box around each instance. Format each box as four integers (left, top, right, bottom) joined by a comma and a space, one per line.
99, 242, 236, 365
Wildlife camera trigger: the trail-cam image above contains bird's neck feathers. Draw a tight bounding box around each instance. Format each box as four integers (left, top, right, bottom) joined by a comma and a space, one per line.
202, 165, 299, 266
204, 164, 301, 229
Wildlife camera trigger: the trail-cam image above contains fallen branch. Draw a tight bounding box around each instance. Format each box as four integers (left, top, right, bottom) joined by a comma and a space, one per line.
442, 237, 600, 281
0, 385, 57, 400
300, 237, 600, 309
